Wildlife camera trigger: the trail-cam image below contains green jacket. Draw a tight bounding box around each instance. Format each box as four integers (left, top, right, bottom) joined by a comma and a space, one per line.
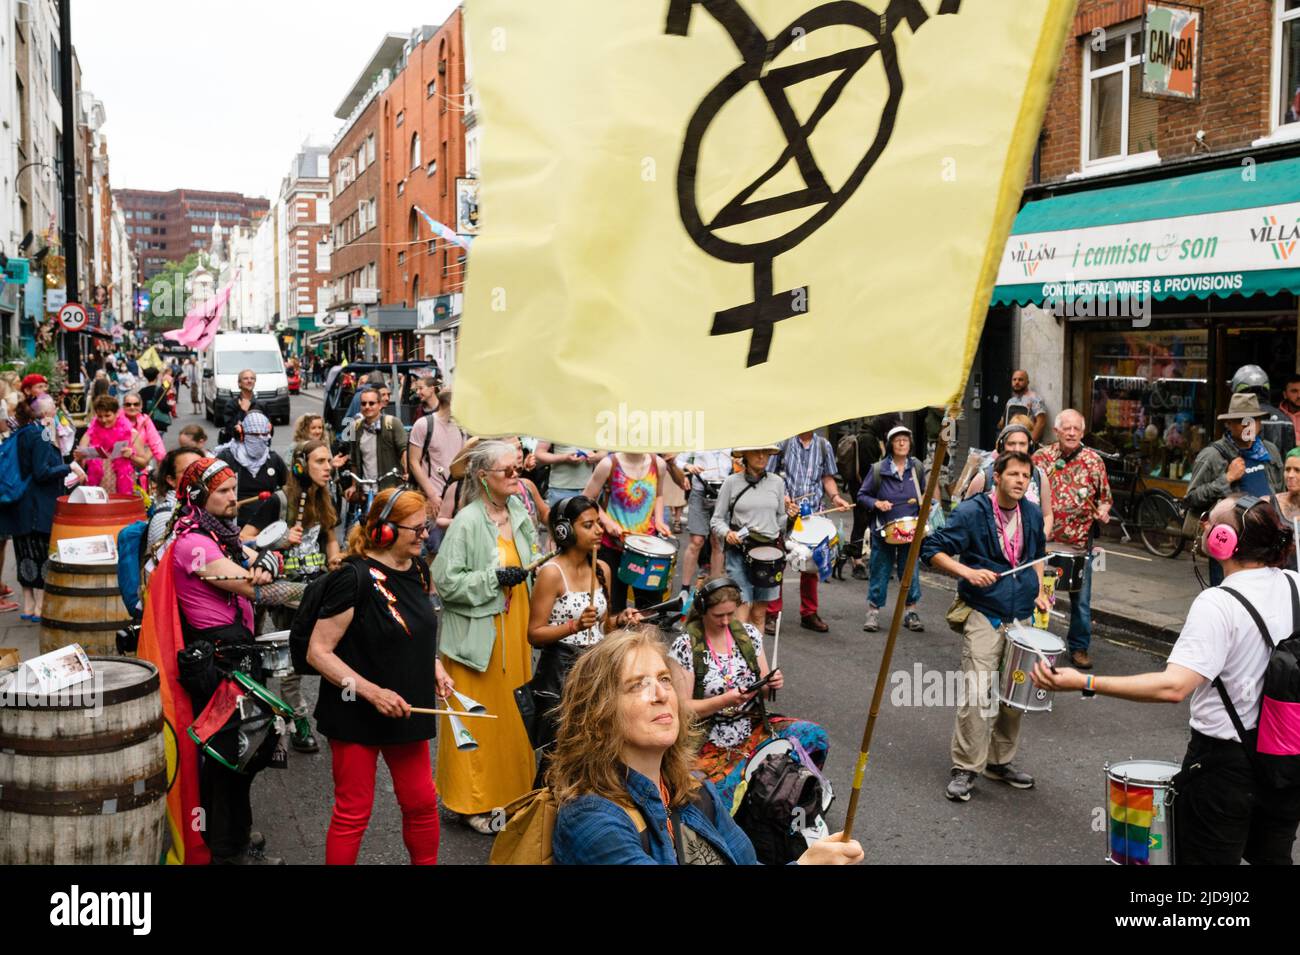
431, 496, 541, 673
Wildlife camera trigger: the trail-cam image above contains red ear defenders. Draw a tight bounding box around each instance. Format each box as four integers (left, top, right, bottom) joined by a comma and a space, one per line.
368, 489, 409, 548
1203, 495, 1263, 562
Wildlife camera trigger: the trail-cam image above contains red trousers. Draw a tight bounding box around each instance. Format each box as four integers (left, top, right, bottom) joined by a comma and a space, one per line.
768, 572, 817, 618
326, 738, 440, 865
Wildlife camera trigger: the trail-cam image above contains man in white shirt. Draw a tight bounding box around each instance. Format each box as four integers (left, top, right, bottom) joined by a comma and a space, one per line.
1033, 494, 1300, 865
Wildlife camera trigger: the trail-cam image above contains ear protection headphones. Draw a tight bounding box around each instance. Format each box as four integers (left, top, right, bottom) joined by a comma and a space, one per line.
1203, 495, 1263, 562
290, 444, 308, 482
187, 459, 232, 506
552, 495, 596, 548
693, 575, 742, 612
368, 489, 410, 548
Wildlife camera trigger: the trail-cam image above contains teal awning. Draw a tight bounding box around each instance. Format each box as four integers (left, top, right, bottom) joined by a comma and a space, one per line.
991, 157, 1300, 307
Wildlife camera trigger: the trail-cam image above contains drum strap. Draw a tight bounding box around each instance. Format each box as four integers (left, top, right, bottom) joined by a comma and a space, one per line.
1214, 577, 1299, 752
687, 621, 771, 733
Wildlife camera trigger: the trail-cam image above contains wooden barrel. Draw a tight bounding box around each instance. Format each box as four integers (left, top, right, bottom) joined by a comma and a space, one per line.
40, 561, 133, 656
0, 656, 168, 864
48, 494, 146, 555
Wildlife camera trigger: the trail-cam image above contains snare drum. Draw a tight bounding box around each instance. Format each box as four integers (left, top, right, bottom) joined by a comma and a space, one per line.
744, 545, 785, 589
701, 480, 723, 509
617, 534, 677, 591
255, 631, 293, 678
1105, 759, 1178, 865
998, 627, 1065, 712
1048, 548, 1089, 593
882, 516, 920, 545
791, 516, 839, 579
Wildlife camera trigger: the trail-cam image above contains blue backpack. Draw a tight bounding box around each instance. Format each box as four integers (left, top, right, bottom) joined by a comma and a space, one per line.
0, 432, 32, 505
117, 520, 150, 618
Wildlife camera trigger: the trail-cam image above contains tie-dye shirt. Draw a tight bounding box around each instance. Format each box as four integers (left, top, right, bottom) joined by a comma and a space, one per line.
601, 455, 659, 549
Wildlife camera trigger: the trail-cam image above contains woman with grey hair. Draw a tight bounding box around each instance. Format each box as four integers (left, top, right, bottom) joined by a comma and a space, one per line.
431, 438, 543, 833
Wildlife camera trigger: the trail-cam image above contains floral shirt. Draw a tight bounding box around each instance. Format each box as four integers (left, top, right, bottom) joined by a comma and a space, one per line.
1033, 444, 1111, 551
669, 623, 764, 749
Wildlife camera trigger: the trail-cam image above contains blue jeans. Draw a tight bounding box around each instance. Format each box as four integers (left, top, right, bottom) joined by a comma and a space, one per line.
868, 540, 920, 609
546, 486, 584, 508
1066, 558, 1093, 652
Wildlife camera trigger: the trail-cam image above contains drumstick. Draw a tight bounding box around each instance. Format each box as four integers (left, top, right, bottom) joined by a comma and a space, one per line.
199, 574, 253, 581
524, 550, 558, 572
768, 611, 782, 703
803, 505, 854, 519
1099, 547, 1152, 562
998, 554, 1053, 577
407, 707, 497, 719
236, 491, 273, 507
294, 489, 308, 530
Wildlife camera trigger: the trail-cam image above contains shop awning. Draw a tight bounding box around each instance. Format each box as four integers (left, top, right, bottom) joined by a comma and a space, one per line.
306, 325, 363, 346
991, 157, 1300, 308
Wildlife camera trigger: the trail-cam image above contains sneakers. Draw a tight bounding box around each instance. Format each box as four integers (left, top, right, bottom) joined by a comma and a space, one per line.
903, 610, 924, 632
464, 813, 496, 835
800, 614, 829, 633
1070, 650, 1093, 670
851, 562, 869, 580
764, 617, 777, 637
983, 762, 1035, 789
212, 838, 284, 865
946, 769, 976, 802
862, 606, 880, 632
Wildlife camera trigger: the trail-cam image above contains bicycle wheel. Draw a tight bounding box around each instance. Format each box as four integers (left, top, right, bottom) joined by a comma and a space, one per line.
1137, 490, 1185, 559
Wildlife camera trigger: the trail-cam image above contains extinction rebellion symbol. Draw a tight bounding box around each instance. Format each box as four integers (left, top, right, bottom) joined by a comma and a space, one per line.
666, 0, 962, 366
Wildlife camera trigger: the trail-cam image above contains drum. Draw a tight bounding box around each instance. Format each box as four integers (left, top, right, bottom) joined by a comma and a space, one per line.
617, 534, 677, 590
998, 627, 1066, 712
791, 516, 840, 578
882, 517, 920, 545
701, 480, 723, 509
744, 546, 785, 589
255, 632, 292, 678
1105, 759, 1178, 865
1048, 548, 1089, 593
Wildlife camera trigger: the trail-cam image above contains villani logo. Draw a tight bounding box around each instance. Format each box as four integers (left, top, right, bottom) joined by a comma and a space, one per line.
1250, 213, 1300, 261
665, 0, 963, 367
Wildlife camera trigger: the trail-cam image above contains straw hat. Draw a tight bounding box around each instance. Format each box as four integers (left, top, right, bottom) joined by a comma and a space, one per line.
731, 443, 781, 456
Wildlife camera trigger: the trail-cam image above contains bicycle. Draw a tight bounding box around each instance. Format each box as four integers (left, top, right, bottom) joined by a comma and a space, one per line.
1094, 449, 1186, 559
339, 467, 404, 528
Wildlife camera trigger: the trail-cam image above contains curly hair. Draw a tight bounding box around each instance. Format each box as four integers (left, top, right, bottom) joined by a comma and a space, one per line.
546, 627, 703, 809
292, 413, 324, 444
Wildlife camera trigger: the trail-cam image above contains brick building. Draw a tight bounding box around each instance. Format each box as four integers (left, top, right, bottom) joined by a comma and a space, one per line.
115, 187, 271, 278
959, 0, 1300, 504
276, 145, 331, 355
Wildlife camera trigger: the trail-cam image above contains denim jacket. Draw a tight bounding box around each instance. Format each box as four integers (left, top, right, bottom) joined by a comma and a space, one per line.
431, 496, 540, 672
553, 768, 758, 865
920, 493, 1045, 624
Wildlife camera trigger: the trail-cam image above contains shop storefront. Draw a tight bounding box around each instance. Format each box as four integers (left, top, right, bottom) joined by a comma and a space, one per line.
993, 156, 1300, 498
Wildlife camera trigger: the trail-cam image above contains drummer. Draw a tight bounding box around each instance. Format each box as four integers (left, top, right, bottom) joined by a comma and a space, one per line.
767, 432, 852, 634
675, 448, 734, 604
962, 424, 1054, 540
1032, 495, 1300, 865
581, 450, 673, 614
920, 451, 1051, 804
710, 445, 799, 634
857, 425, 931, 633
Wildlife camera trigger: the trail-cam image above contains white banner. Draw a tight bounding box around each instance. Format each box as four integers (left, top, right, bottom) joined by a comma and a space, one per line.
996, 201, 1300, 287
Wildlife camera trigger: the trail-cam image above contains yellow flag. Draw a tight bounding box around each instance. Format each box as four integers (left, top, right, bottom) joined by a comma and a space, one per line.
459, 0, 1076, 450
137, 346, 165, 372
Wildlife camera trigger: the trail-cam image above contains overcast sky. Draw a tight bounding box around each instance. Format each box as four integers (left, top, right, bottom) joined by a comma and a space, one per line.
72, 0, 460, 199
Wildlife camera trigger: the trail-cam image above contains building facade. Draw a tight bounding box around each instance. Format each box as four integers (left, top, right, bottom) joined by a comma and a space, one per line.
276, 144, 331, 355
971, 0, 1300, 501
115, 187, 271, 279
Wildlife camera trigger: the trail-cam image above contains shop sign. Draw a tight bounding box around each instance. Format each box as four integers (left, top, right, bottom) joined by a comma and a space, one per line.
1141, 2, 1202, 102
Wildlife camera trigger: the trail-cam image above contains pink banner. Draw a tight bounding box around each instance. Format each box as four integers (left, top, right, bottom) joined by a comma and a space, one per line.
163, 275, 236, 350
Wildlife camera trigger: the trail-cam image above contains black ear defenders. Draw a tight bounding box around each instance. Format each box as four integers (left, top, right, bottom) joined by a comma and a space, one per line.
552, 495, 596, 548
187, 459, 231, 506
694, 575, 741, 611
368, 489, 409, 548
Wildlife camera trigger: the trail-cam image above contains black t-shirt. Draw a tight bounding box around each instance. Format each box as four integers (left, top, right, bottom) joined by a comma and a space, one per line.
312, 556, 438, 745
219, 398, 268, 443
218, 448, 288, 526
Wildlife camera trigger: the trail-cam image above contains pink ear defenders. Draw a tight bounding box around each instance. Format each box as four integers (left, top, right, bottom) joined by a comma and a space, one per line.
1203, 495, 1264, 562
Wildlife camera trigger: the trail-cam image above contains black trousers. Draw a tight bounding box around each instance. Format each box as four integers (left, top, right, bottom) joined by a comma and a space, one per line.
199, 757, 255, 858
848, 502, 872, 561
1174, 730, 1300, 865
598, 545, 667, 615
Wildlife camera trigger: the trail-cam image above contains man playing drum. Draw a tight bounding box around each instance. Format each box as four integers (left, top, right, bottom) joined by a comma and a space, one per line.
920, 452, 1051, 803
1033, 496, 1300, 865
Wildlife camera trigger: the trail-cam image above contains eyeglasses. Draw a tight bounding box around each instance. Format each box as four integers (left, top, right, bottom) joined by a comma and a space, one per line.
360, 401, 379, 407
123, 402, 141, 408
486, 466, 520, 477
395, 522, 430, 537
624, 674, 675, 700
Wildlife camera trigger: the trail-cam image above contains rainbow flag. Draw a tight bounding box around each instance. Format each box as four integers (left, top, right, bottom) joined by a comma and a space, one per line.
136, 540, 210, 865
1108, 781, 1154, 865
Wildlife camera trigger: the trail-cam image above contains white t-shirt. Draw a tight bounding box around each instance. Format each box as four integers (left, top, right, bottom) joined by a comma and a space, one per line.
1167, 567, 1299, 741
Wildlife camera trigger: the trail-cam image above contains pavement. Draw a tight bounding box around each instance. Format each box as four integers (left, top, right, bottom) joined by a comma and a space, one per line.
7, 390, 1274, 864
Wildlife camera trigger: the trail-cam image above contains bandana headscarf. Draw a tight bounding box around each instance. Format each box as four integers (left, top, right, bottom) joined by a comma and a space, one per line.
226, 411, 272, 478
175, 457, 243, 556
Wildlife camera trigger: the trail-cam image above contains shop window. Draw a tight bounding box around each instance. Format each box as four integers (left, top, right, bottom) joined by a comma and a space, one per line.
1083, 22, 1158, 166
1086, 329, 1209, 483
1278, 0, 1300, 128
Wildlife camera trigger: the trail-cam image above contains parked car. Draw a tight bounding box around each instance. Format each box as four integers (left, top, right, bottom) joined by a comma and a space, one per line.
322, 360, 439, 435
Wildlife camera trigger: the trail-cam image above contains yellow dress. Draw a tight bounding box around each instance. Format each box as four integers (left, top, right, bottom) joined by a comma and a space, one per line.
437, 536, 535, 815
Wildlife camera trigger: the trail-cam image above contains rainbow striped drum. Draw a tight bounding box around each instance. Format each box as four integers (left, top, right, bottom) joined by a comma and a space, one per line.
1105, 759, 1178, 865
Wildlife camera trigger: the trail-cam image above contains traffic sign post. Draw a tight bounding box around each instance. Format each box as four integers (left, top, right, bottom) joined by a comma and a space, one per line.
57, 302, 88, 332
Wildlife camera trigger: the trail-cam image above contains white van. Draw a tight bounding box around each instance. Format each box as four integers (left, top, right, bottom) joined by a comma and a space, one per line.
202, 332, 291, 426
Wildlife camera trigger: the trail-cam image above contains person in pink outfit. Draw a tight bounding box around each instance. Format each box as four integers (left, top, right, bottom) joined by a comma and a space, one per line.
75, 395, 151, 495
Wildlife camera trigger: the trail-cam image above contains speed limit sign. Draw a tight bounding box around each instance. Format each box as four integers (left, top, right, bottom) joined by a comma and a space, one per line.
57, 303, 88, 332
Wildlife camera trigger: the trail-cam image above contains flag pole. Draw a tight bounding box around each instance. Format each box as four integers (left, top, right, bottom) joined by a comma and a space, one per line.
840, 410, 954, 842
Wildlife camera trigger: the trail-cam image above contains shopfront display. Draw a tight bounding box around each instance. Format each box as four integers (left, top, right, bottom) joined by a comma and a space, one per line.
1085, 328, 1209, 483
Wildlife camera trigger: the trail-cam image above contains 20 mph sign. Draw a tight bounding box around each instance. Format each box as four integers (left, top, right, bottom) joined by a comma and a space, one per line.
57, 303, 88, 332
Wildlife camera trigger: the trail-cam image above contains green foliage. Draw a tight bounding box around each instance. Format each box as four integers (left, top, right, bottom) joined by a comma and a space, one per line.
144, 252, 209, 330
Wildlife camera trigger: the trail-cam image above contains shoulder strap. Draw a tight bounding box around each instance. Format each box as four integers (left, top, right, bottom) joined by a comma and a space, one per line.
726, 477, 758, 528
1220, 585, 1278, 653
621, 803, 653, 855
1215, 583, 1284, 748
686, 622, 708, 701
909, 458, 923, 502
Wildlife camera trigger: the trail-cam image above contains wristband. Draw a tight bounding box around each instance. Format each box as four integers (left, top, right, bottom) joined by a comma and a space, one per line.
1082, 674, 1096, 698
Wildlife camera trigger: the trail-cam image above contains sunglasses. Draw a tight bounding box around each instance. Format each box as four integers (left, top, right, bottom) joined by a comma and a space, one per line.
360, 400, 379, 407
486, 466, 520, 477
123, 402, 141, 408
